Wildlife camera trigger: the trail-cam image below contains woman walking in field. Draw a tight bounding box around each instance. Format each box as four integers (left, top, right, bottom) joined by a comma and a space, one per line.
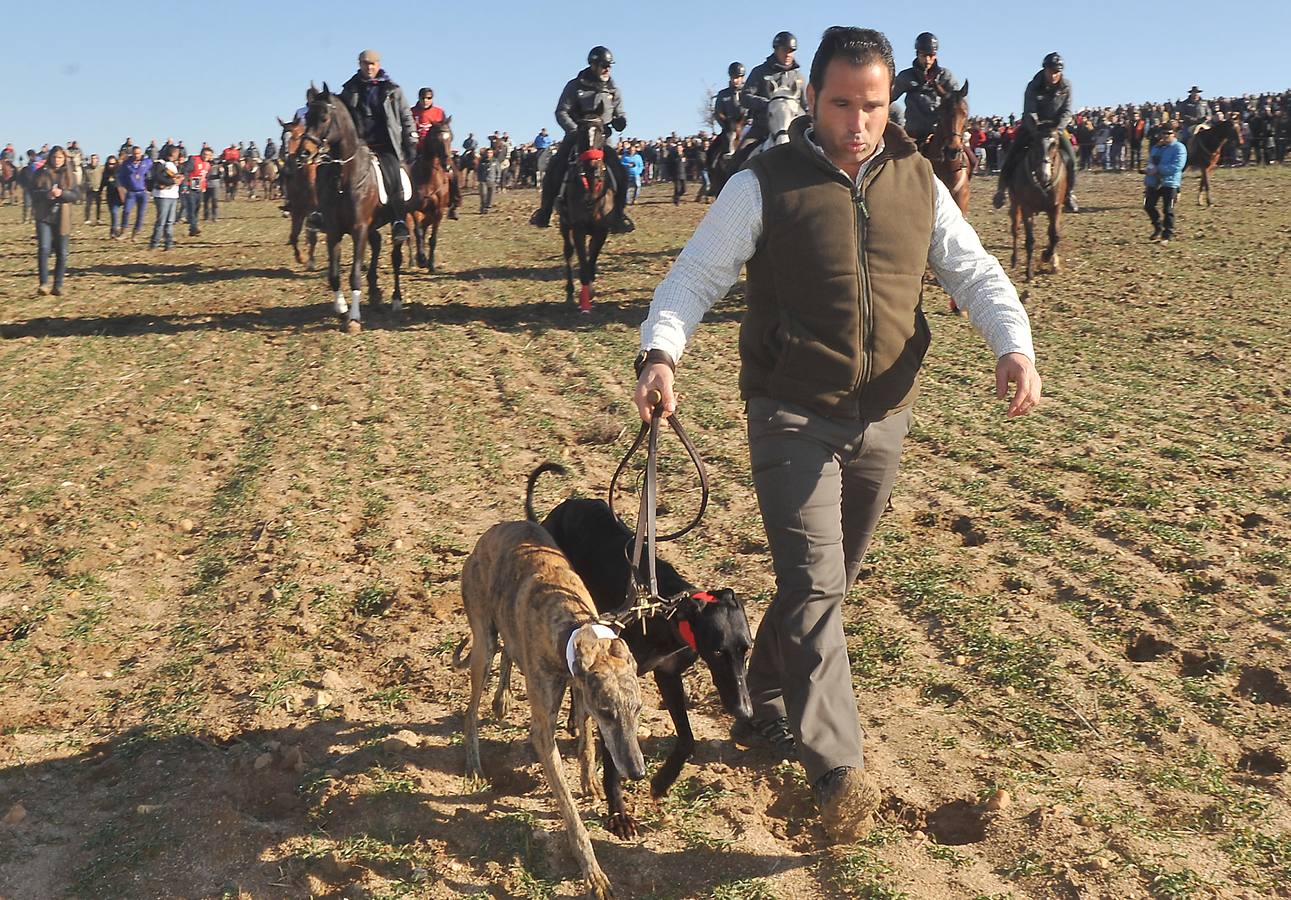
30, 145, 82, 297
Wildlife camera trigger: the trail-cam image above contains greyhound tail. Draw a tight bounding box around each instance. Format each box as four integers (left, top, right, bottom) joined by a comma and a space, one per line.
525, 462, 568, 522
451, 635, 471, 669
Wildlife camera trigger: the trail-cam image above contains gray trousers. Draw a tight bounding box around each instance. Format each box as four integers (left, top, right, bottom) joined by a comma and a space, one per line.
745, 395, 911, 783
479, 181, 495, 213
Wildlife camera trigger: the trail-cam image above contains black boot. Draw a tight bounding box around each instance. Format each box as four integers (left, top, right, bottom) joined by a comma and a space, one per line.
529, 207, 552, 228
447, 206, 459, 220
992, 184, 1007, 209
306, 211, 323, 229
608, 209, 635, 234
391, 218, 409, 241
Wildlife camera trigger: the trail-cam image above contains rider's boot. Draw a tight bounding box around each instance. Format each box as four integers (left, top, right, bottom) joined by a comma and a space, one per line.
306, 211, 323, 229
447, 205, 459, 220
608, 208, 635, 234
391, 220, 409, 241
992, 184, 1007, 209
529, 207, 552, 228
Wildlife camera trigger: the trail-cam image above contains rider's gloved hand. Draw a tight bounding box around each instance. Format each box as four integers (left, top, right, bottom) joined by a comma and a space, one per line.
611, 116, 627, 134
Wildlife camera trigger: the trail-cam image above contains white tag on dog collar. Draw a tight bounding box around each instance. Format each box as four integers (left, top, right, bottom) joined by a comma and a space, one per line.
566, 623, 618, 675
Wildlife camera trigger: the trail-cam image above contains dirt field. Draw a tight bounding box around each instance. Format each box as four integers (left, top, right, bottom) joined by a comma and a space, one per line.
1, 164, 1289, 900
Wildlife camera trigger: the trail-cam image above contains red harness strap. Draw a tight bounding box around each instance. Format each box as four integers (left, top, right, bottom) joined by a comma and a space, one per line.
578, 148, 604, 162
677, 592, 717, 652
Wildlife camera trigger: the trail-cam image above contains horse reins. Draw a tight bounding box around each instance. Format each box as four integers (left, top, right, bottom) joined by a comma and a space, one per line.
605, 390, 710, 631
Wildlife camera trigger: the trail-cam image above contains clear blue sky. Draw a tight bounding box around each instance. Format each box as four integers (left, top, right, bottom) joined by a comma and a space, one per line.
4, 1, 1286, 156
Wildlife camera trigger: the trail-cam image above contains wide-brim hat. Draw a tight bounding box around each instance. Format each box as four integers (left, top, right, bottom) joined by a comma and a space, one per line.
1189, 86, 1202, 93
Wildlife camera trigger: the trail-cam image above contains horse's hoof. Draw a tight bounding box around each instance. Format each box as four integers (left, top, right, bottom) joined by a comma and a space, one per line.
392, 298, 403, 314
306, 260, 316, 272
333, 299, 349, 315
345, 320, 362, 335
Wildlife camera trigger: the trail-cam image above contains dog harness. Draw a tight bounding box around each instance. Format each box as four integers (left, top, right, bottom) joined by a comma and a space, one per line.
566, 622, 618, 675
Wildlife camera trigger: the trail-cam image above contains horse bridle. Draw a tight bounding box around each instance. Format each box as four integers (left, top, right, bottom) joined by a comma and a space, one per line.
297, 100, 358, 168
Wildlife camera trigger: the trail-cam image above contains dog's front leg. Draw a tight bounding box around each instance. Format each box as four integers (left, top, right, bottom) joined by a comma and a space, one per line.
574, 692, 604, 801
650, 670, 694, 799
601, 733, 638, 839
530, 678, 613, 900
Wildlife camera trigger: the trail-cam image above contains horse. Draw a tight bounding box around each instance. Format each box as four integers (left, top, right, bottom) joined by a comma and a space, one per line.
297, 83, 408, 333
221, 160, 241, 200
1188, 117, 1244, 207
926, 80, 973, 215
735, 88, 807, 170
278, 117, 319, 269
705, 110, 747, 198
259, 158, 280, 200
458, 148, 477, 189
557, 107, 615, 313
1005, 127, 1069, 282
406, 118, 454, 272
0, 158, 16, 205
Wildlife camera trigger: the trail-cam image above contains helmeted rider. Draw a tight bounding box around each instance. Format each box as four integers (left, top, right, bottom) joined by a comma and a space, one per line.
740, 31, 806, 148
714, 62, 746, 130
890, 32, 959, 144
338, 48, 417, 241
529, 45, 634, 233
707, 62, 746, 171
410, 86, 462, 220
264, 136, 278, 160
993, 51, 1079, 213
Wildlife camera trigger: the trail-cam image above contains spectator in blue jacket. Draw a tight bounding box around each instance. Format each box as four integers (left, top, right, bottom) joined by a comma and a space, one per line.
621, 144, 644, 204
116, 145, 153, 241
533, 128, 552, 151
1144, 123, 1187, 244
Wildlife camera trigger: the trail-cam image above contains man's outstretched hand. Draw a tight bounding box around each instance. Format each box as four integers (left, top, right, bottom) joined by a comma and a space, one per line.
634, 363, 677, 423
996, 352, 1042, 417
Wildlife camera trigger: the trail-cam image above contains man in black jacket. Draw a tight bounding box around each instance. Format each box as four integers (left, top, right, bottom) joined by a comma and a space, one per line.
890, 32, 959, 143
339, 49, 416, 241
741, 32, 806, 148
529, 46, 634, 233
993, 52, 1078, 212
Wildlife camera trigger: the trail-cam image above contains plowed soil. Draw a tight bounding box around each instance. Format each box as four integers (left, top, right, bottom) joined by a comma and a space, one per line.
2, 165, 1289, 900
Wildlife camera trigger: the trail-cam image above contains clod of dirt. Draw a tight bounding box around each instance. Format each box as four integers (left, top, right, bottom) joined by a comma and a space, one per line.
925, 799, 989, 845
1237, 747, 1288, 775
1179, 649, 1230, 677
950, 515, 988, 546
985, 789, 1011, 811
3, 802, 27, 825
1239, 512, 1271, 530
1236, 666, 1291, 706
1126, 630, 1174, 662
253, 753, 274, 771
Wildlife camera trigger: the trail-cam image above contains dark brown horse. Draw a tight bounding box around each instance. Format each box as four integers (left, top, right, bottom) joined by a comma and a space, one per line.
1188, 117, 1243, 207
926, 80, 973, 215
1006, 128, 1068, 282
406, 118, 454, 272
557, 110, 615, 313
278, 117, 319, 269
0, 159, 17, 205
297, 83, 407, 333
705, 110, 747, 198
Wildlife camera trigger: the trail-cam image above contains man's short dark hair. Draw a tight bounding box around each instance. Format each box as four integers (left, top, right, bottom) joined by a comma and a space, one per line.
808, 26, 895, 93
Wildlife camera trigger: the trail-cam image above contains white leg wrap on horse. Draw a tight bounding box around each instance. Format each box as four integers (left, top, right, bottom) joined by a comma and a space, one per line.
350, 290, 362, 321
334, 291, 348, 315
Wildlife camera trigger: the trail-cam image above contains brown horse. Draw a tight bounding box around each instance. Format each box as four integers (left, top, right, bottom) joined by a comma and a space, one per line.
259, 158, 281, 200
926, 80, 973, 215
406, 118, 454, 272
278, 117, 319, 269
297, 83, 407, 333
240, 157, 261, 198
705, 110, 747, 198
0, 158, 17, 205
1188, 117, 1243, 207
1006, 128, 1068, 282
557, 110, 615, 313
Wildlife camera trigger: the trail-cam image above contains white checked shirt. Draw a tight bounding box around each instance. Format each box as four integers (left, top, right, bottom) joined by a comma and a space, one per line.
641, 137, 1036, 366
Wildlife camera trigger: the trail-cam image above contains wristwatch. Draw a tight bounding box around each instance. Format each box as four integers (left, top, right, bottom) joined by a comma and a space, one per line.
634, 348, 676, 377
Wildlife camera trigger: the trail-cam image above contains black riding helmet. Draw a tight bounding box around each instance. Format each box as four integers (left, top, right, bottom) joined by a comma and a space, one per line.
1043, 51, 1064, 71
772, 31, 797, 51
728, 62, 745, 78
916, 32, 938, 54
588, 46, 613, 67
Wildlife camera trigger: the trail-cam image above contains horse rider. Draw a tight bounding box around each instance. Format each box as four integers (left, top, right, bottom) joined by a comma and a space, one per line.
707, 62, 746, 171
264, 136, 278, 160
339, 48, 416, 241
740, 31, 806, 149
410, 86, 462, 219
1177, 85, 1210, 145
246, 141, 261, 163
890, 32, 959, 144
992, 52, 1079, 213
528, 45, 634, 233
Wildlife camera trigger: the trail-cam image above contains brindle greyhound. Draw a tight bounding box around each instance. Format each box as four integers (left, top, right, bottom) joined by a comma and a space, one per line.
455, 521, 645, 900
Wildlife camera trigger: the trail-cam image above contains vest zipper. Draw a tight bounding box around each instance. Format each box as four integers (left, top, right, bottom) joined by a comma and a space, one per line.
853, 182, 874, 417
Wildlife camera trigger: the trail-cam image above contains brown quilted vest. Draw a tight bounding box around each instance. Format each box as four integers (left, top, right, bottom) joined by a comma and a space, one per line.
741, 118, 936, 420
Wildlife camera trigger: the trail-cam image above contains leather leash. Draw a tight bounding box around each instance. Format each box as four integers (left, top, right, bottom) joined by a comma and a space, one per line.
606, 390, 709, 628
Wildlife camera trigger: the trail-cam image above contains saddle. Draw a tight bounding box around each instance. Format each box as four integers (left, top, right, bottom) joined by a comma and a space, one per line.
370, 156, 412, 205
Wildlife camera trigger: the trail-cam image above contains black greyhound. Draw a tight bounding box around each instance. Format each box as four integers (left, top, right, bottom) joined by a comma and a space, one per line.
525, 463, 753, 838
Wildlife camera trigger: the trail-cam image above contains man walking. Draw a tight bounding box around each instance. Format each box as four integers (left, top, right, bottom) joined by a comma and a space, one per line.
476, 147, 500, 214
1144, 123, 1187, 245
339, 48, 416, 241
82, 154, 102, 225
116, 145, 153, 241
633, 26, 1039, 843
